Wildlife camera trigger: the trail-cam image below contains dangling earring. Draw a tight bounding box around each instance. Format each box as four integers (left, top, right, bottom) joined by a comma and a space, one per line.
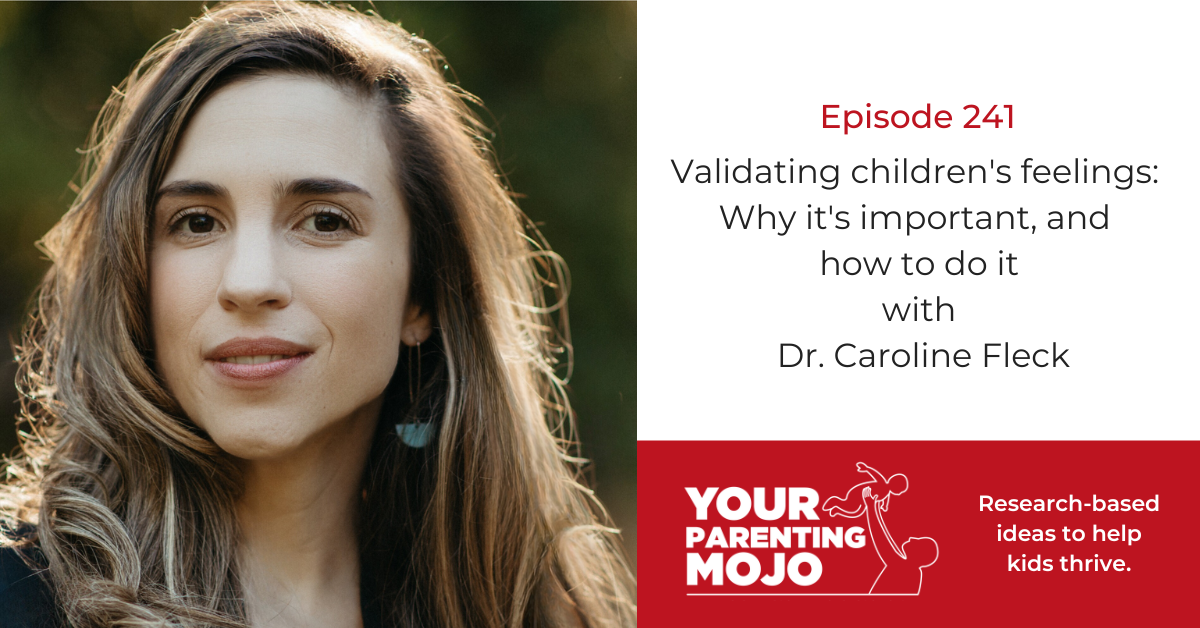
407, 340, 417, 404
397, 340, 433, 448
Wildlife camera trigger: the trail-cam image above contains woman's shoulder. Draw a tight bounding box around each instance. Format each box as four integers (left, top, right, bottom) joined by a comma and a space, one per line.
0, 544, 59, 628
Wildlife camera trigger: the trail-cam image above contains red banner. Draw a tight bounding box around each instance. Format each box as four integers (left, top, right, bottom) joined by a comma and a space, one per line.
638, 441, 1197, 626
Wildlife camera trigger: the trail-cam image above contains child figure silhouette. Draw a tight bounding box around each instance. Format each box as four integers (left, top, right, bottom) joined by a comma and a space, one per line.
822, 462, 908, 518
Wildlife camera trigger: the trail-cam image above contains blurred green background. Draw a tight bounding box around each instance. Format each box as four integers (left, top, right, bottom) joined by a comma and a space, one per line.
0, 2, 636, 570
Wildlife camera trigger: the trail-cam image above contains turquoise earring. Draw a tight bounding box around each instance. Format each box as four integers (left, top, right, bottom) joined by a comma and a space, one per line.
397, 340, 433, 448
396, 422, 433, 448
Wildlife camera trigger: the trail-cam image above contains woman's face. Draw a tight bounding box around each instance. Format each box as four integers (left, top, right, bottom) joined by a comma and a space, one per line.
150, 74, 429, 460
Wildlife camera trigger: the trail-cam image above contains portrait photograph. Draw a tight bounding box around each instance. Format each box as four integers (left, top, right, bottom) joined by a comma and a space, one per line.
0, 3, 636, 626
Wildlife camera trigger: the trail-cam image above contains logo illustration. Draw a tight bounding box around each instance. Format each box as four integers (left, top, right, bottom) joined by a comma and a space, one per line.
824, 462, 938, 594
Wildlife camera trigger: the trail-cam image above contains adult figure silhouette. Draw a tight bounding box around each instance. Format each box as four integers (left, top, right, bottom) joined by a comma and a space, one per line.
862, 486, 938, 594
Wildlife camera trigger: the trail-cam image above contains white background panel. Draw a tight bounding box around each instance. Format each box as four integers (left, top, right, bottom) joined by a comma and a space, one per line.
637, 1, 1198, 439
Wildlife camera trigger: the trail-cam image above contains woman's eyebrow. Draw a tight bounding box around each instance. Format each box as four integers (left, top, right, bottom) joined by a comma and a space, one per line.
155, 180, 230, 203
277, 177, 373, 199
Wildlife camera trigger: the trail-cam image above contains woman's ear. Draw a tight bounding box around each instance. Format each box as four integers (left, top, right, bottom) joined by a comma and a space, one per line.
401, 303, 433, 346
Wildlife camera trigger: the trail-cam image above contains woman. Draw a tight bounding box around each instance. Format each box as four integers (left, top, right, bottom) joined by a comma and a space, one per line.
0, 2, 635, 627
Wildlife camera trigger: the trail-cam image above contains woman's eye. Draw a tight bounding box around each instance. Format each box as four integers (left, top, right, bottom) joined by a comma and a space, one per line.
186, 214, 216, 233
300, 211, 350, 234
168, 211, 220, 236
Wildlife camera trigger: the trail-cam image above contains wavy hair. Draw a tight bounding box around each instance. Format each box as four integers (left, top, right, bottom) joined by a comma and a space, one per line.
0, 2, 635, 626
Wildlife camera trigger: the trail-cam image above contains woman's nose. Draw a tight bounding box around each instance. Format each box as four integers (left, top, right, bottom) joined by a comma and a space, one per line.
216, 226, 292, 312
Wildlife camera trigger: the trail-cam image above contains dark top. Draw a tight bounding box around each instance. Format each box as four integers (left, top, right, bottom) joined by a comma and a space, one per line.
0, 545, 386, 628
0, 546, 58, 628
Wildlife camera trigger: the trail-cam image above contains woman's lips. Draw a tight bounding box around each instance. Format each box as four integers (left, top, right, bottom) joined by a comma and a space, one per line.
210, 353, 310, 382
204, 337, 313, 384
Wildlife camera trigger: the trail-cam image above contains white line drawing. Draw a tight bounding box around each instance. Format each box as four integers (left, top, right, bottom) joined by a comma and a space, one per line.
862, 485, 938, 594
822, 462, 908, 518
686, 593, 917, 597
685, 461, 938, 596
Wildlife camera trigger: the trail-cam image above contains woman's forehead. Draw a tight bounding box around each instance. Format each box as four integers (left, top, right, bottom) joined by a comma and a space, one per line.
162, 74, 395, 199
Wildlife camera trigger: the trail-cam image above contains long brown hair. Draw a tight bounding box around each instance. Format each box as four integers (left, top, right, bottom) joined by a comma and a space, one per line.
0, 2, 635, 626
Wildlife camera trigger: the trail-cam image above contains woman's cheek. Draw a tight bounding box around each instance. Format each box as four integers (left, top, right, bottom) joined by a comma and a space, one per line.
150, 251, 204, 348
149, 248, 222, 405
302, 248, 407, 397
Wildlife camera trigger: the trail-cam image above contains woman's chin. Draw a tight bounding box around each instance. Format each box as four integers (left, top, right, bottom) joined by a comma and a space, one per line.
203, 418, 314, 462
219, 435, 307, 462
200, 403, 378, 463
